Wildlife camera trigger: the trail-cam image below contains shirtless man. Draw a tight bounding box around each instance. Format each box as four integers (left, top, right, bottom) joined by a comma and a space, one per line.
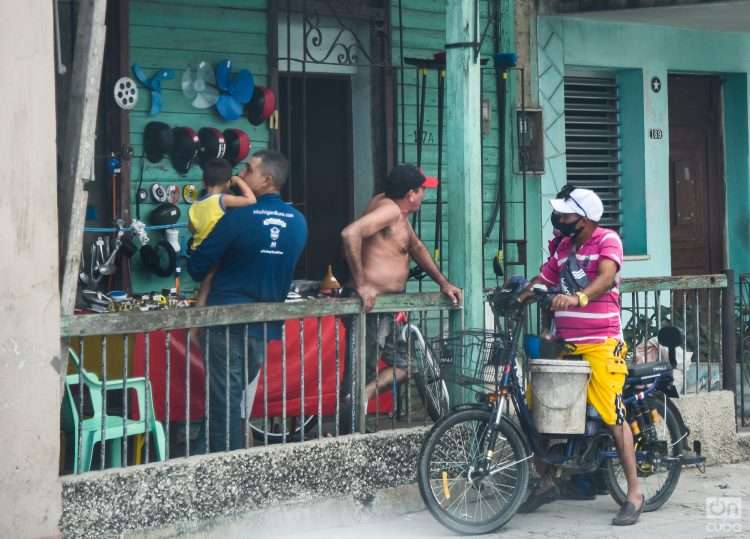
341, 164, 462, 402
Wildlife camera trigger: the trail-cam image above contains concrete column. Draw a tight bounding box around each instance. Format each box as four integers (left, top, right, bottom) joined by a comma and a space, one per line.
446, 0, 484, 331
0, 2, 62, 537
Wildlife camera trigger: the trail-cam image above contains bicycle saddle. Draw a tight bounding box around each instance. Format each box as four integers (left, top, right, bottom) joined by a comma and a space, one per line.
627, 361, 672, 380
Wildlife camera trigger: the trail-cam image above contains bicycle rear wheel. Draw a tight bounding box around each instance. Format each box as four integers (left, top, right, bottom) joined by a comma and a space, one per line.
604, 393, 682, 511
409, 332, 450, 421
249, 415, 316, 443
417, 408, 529, 534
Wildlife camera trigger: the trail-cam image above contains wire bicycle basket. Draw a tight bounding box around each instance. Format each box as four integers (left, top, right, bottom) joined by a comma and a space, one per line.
430, 330, 510, 394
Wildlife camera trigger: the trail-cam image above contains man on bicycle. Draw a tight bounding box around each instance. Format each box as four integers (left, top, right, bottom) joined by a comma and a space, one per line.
522, 187, 644, 526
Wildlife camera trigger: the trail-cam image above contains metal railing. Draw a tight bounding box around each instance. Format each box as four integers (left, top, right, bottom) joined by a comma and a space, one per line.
497, 274, 734, 405
737, 273, 750, 428
59, 293, 456, 474
619, 273, 736, 403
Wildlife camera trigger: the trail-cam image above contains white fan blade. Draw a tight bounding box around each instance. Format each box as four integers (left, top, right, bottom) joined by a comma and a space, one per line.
193, 89, 219, 109
196, 61, 215, 86
182, 68, 197, 99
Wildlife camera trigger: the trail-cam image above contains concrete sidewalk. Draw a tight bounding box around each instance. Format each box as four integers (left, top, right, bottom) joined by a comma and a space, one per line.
264, 462, 750, 539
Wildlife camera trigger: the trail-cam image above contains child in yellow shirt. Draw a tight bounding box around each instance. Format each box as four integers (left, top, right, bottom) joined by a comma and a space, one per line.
188, 158, 256, 308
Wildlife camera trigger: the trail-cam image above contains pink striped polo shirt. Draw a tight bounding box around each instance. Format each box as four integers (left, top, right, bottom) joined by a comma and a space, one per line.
539, 227, 623, 344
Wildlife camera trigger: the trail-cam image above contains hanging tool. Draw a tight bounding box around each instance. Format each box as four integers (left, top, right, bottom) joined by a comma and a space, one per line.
434, 62, 446, 269
412, 67, 428, 232
489, 50, 518, 279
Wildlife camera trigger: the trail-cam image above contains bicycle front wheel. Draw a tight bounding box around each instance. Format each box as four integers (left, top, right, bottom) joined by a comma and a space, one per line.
417, 408, 530, 534
410, 337, 450, 421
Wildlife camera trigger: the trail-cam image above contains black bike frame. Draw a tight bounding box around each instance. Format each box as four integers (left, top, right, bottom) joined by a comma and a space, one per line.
489, 306, 683, 469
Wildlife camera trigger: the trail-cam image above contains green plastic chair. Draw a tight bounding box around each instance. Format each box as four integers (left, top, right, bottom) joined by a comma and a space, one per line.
61, 348, 166, 473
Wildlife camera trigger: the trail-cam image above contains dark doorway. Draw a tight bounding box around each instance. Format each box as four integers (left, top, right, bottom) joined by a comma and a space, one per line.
280, 75, 353, 282
668, 75, 725, 275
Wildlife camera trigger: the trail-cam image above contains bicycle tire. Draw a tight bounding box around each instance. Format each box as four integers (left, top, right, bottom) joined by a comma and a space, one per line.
409, 332, 450, 421
604, 393, 682, 512
249, 415, 317, 443
417, 408, 530, 534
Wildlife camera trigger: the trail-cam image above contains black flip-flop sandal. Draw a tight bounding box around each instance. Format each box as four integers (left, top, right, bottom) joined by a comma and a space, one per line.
612, 494, 645, 526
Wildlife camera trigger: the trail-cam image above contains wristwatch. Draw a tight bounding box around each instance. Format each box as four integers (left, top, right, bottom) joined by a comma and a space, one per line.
576, 291, 589, 308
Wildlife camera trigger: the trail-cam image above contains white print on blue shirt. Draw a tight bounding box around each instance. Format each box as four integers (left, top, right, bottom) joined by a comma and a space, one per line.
255, 209, 295, 219
261, 215, 287, 254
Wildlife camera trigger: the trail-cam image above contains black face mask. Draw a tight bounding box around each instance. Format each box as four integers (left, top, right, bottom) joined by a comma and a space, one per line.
550, 212, 563, 231
557, 217, 582, 238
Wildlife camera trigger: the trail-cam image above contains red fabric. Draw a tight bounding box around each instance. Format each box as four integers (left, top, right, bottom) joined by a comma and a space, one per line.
254, 317, 345, 417
132, 330, 206, 422
132, 316, 393, 422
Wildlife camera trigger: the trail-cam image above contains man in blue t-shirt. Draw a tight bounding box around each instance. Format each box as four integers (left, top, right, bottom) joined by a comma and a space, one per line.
188, 150, 307, 452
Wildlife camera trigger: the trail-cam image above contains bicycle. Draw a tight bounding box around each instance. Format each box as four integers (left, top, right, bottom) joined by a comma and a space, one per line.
392, 310, 451, 421
248, 307, 450, 442
416, 280, 705, 534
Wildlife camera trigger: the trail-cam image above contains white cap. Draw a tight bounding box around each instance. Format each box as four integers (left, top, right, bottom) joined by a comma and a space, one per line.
549, 188, 603, 222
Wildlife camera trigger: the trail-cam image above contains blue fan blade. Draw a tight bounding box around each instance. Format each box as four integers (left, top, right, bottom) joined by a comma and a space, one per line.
132, 63, 149, 85
230, 69, 255, 104
149, 91, 162, 116
149, 69, 175, 91
157, 68, 175, 81
215, 60, 232, 92
216, 95, 243, 121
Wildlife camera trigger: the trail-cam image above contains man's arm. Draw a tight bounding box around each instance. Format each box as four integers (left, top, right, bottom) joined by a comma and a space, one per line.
341, 202, 400, 311
186, 212, 239, 282
550, 258, 618, 311
407, 228, 462, 306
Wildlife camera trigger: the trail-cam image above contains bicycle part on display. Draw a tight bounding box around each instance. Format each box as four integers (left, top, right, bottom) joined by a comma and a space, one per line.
149, 202, 181, 226
197, 127, 226, 165
223, 128, 251, 165
182, 184, 198, 203
170, 126, 200, 174
140, 240, 177, 277
245, 86, 276, 125
113, 76, 138, 110
144, 121, 174, 163
150, 183, 167, 203
166, 184, 180, 205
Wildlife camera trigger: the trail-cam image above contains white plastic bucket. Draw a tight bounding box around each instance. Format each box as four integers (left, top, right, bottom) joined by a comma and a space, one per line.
529, 358, 591, 434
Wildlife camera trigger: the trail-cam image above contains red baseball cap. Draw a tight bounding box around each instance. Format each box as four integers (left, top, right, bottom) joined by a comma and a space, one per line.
386, 165, 438, 198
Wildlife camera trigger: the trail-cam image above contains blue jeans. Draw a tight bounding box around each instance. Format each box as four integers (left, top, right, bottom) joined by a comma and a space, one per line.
202, 325, 264, 452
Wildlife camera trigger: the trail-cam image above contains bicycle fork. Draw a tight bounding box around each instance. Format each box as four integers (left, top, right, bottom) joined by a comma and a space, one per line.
469, 395, 532, 481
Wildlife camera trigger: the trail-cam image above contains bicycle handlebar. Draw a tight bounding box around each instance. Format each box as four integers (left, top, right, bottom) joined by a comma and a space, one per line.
488, 280, 559, 317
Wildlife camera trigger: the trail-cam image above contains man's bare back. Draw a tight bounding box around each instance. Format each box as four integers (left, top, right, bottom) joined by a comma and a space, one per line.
359, 194, 411, 294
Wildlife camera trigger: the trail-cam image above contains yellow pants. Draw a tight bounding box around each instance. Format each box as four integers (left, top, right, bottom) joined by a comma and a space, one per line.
570, 338, 629, 426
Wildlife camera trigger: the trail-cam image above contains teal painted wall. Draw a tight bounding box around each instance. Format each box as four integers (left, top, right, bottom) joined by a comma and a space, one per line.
537, 16, 750, 277
391, 0, 530, 292
128, 0, 270, 294
126, 0, 520, 295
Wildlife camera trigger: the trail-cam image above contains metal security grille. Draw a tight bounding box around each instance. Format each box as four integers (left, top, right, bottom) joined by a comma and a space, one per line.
564, 75, 622, 232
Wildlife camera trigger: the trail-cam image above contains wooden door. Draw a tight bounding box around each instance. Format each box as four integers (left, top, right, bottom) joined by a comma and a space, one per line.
668, 75, 725, 275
